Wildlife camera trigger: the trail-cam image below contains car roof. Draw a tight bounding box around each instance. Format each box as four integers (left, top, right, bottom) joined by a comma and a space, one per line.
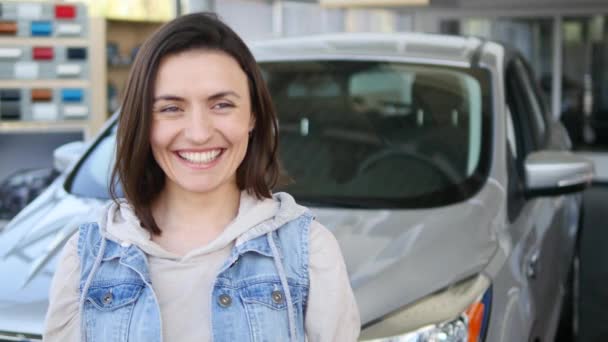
249, 32, 491, 68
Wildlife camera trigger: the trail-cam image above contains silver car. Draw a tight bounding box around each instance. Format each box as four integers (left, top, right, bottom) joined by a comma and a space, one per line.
0, 33, 594, 342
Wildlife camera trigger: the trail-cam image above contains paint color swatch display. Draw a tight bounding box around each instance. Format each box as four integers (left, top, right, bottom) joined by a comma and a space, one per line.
0, 87, 89, 121
0, 2, 90, 122
0, 3, 87, 37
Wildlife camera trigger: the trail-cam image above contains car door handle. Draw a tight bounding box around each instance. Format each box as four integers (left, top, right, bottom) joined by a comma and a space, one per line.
526, 250, 540, 279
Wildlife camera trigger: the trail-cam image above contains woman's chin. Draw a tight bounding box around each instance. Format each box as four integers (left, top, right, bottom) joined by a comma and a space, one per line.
172, 179, 237, 196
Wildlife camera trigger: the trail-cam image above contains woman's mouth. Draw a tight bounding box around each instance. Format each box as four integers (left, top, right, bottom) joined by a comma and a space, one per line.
176, 149, 224, 165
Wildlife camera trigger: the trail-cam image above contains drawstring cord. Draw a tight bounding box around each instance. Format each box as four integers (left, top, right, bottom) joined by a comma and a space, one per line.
267, 232, 297, 342
78, 235, 107, 342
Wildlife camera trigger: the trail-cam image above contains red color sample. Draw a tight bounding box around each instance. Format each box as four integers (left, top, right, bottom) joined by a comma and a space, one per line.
55, 5, 76, 19
33, 47, 54, 60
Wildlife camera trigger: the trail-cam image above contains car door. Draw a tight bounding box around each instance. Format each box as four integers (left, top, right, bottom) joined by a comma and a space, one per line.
505, 55, 574, 341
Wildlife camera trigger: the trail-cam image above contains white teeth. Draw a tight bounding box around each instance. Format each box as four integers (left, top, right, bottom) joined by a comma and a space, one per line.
178, 149, 222, 164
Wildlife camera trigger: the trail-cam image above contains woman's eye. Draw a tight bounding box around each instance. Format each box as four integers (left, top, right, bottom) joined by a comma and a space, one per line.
160, 105, 181, 113
213, 102, 234, 110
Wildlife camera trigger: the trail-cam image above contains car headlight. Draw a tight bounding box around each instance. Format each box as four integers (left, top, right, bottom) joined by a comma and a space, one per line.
360, 275, 492, 342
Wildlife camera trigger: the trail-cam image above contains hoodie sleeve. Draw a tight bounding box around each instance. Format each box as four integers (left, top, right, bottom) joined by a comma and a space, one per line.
43, 233, 80, 342
305, 220, 361, 341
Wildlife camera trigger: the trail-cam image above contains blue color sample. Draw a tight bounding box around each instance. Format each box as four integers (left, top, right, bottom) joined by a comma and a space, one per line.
31, 21, 52, 37
61, 89, 83, 102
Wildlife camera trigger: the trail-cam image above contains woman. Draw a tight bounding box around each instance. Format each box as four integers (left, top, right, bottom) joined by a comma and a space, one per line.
44, 12, 360, 342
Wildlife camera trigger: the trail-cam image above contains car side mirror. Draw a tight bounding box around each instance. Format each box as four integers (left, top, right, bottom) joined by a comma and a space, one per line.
525, 151, 594, 197
53, 141, 86, 173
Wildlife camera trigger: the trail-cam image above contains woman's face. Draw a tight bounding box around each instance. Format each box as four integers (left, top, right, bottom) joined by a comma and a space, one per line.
150, 49, 254, 196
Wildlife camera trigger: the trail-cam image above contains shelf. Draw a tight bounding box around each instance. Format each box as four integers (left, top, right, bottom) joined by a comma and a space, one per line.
0, 37, 89, 47
0, 120, 88, 133
105, 19, 162, 107
0, 80, 90, 88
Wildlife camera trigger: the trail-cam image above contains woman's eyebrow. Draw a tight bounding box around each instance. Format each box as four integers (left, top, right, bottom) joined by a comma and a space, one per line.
208, 91, 241, 101
153, 95, 185, 102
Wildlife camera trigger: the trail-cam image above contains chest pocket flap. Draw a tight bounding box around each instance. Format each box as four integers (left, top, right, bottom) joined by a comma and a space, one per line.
86, 283, 144, 311
239, 281, 304, 310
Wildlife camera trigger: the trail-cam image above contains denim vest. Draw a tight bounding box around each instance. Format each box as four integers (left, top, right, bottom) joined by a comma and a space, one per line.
77, 212, 312, 342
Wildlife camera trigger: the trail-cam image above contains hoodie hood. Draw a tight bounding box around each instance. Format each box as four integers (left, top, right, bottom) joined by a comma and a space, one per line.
102, 191, 308, 260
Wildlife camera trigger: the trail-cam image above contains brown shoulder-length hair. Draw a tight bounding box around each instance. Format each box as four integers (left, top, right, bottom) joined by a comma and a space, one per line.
110, 12, 281, 235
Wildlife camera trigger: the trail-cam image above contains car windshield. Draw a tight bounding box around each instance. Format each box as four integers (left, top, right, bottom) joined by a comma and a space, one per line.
67, 60, 492, 208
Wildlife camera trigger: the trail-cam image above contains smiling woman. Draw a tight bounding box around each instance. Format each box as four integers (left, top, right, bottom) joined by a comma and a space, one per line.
150, 51, 254, 201
43, 12, 360, 342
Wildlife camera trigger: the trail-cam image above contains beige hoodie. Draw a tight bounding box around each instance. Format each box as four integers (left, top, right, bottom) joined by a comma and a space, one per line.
44, 192, 360, 341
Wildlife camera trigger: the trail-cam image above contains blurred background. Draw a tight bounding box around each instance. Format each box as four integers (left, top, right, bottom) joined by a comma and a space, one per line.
1, 1, 608, 341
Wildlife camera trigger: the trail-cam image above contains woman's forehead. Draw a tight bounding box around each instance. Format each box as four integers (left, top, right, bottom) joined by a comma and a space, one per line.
154, 50, 249, 98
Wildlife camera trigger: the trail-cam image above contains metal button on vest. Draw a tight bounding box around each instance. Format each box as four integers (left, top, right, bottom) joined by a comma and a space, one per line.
102, 292, 113, 305
271, 290, 284, 304
218, 294, 232, 307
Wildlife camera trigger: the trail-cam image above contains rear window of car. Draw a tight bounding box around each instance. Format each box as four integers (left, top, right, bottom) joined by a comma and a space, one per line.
67, 60, 492, 208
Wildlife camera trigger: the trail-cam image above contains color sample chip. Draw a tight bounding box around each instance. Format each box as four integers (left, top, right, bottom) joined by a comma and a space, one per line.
31, 21, 52, 36
33, 47, 54, 60
56, 23, 81, 36
15, 62, 39, 79
63, 105, 88, 118
18, 3, 43, 20
0, 21, 18, 35
0, 89, 20, 101
61, 88, 83, 102
67, 47, 87, 60
55, 5, 76, 19
32, 103, 58, 120
0, 101, 21, 120
56, 64, 82, 77
31, 88, 52, 102
0, 48, 22, 59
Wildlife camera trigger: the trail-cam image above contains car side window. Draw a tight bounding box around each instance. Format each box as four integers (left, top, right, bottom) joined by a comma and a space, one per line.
505, 104, 527, 221
509, 58, 549, 152
506, 61, 533, 162
515, 58, 549, 144
505, 57, 542, 221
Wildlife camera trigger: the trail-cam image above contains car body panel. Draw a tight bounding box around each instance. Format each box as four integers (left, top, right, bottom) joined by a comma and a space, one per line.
0, 178, 104, 335
317, 178, 504, 324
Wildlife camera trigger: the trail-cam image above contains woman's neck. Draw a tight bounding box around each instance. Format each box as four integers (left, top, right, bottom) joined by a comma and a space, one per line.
151, 181, 241, 238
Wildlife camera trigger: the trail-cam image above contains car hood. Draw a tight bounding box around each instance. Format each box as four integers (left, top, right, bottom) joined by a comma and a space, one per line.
0, 179, 105, 335
314, 178, 506, 325
0, 177, 506, 335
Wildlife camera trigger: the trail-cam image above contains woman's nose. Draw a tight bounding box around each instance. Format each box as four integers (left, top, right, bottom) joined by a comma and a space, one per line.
184, 109, 213, 143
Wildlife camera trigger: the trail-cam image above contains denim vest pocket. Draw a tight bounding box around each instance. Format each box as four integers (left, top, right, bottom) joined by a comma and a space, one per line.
83, 283, 144, 342
86, 283, 144, 311
239, 281, 305, 341
240, 281, 303, 309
